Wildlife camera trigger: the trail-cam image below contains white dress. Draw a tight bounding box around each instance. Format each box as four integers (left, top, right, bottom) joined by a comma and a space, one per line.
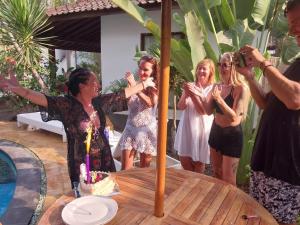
114, 94, 157, 157
174, 85, 213, 163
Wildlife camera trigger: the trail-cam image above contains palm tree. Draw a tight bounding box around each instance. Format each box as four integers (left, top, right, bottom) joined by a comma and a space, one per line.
0, 0, 53, 92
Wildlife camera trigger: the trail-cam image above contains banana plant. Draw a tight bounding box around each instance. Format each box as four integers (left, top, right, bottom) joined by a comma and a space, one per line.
111, 0, 195, 81
111, 0, 300, 185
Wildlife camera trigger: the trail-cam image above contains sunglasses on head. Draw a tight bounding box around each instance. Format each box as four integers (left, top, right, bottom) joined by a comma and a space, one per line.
217, 62, 232, 69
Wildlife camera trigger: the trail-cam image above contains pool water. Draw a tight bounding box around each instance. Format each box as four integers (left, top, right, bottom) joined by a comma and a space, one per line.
0, 150, 17, 217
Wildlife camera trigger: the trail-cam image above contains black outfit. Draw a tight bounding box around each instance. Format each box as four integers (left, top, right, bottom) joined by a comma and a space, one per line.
208, 122, 243, 157
251, 58, 300, 185
40, 91, 128, 187
214, 88, 234, 114
208, 87, 243, 158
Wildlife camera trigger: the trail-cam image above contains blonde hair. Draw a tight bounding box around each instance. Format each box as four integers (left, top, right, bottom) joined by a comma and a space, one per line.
220, 52, 250, 121
220, 52, 244, 87
195, 58, 215, 85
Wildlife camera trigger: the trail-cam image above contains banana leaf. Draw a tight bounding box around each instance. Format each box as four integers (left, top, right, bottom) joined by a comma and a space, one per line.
248, 0, 272, 29
111, 0, 194, 80
281, 37, 300, 64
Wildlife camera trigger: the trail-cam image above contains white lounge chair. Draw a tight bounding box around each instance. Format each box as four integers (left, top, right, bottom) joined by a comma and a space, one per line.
17, 112, 67, 142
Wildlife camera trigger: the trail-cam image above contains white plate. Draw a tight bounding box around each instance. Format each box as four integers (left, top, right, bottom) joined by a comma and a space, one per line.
61, 196, 118, 225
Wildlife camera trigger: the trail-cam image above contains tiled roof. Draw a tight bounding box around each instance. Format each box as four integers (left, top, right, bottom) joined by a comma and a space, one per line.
46, 0, 162, 16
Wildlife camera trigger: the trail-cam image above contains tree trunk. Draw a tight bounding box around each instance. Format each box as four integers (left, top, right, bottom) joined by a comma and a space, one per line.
31, 67, 48, 93
10, 33, 49, 93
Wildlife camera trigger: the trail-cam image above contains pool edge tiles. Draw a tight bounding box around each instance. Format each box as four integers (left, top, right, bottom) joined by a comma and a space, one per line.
0, 140, 46, 225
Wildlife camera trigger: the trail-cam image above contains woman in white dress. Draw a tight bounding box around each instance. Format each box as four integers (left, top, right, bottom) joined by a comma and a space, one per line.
116, 56, 159, 170
174, 59, 215, 173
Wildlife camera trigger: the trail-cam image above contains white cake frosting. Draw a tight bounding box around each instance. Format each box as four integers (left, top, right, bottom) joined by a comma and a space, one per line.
79, 165, 116, 196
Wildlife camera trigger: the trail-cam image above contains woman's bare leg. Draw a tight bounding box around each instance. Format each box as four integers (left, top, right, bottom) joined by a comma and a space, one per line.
222, 155, 239, 186
179, 156, 194, 171
194, 162, 205, 173
140, 153, 152, 168
121, 149, 136, 170
210, 148, 222, 179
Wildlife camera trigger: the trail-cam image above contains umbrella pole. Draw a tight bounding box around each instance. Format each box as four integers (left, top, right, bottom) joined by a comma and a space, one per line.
154, 0, 172, 218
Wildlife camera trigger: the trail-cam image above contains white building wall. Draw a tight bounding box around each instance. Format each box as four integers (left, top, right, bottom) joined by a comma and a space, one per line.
101, 10, 181, 89
55, 49, 76, 75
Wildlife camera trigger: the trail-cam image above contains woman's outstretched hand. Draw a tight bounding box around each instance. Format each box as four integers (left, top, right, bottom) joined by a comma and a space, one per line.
0, 70, 20, 92
125, 72, 136, 87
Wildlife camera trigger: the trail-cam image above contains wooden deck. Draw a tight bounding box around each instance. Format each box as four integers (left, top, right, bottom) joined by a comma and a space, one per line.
38, 168, 278, 225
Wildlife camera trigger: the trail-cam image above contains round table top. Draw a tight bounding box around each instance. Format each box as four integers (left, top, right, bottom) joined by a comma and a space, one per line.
38, 168, 278, 225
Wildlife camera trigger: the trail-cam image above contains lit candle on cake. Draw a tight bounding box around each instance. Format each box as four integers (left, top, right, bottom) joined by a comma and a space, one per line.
85, 125, 92, 184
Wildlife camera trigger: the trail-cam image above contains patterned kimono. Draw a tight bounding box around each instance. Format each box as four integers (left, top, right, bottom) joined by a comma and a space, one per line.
40, 91, 127, 186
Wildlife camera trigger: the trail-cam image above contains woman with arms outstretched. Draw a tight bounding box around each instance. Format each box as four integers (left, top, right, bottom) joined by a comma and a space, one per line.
0, 67, 155, 187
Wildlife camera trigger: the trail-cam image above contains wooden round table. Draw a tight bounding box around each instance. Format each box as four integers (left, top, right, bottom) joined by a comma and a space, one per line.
38, 168, 278, 225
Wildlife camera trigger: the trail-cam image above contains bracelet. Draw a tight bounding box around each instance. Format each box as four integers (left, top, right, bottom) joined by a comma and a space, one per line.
260, 60, 273, 76
263, 64, 273, 75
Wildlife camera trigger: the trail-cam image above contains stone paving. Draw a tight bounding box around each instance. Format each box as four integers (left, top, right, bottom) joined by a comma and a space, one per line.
0, 140, 43, 225
0, 121, 71, 222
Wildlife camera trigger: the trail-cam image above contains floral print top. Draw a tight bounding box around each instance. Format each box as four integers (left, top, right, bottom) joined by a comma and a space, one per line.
40, 91, 127, 186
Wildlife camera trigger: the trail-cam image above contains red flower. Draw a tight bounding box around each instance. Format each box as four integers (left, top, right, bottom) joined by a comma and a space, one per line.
5, 57, 16, 65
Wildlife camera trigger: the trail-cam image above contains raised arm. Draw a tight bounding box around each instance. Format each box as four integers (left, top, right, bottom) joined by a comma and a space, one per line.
125, 72, 136, 87
123, 77, 155, 99
0, 71, 48, 107
125, 72, 158, 107
212, 85, 246, 123
136, 90, 158, 107
97, 77, 156, 114
260, 62, 300, 109
240, 45, 300, 110
236, 66, 268, 109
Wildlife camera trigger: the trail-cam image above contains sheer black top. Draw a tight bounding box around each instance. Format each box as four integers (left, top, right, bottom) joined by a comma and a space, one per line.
40, 91, 128, 186
251, 58, 300, 185
214, 87, 234, 114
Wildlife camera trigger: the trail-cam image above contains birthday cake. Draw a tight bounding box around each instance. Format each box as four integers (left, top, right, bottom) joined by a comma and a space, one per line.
79, 164, 116, 196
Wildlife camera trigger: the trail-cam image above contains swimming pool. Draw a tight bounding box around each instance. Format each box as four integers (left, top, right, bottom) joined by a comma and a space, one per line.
0, 149, 17, 217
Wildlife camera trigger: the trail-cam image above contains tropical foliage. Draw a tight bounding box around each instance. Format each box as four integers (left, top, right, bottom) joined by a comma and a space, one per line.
0, 0, 53, 92
111, 0, 300, 185
112, 0, 299, 80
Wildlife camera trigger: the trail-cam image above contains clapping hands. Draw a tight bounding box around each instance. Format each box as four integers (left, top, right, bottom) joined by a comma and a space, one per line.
211, 85, 222, 101
125, 72, 136, 87
184, 82, 203, 97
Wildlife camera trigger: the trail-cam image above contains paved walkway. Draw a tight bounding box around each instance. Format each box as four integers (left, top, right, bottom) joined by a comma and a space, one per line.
0, 121, 71, 216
